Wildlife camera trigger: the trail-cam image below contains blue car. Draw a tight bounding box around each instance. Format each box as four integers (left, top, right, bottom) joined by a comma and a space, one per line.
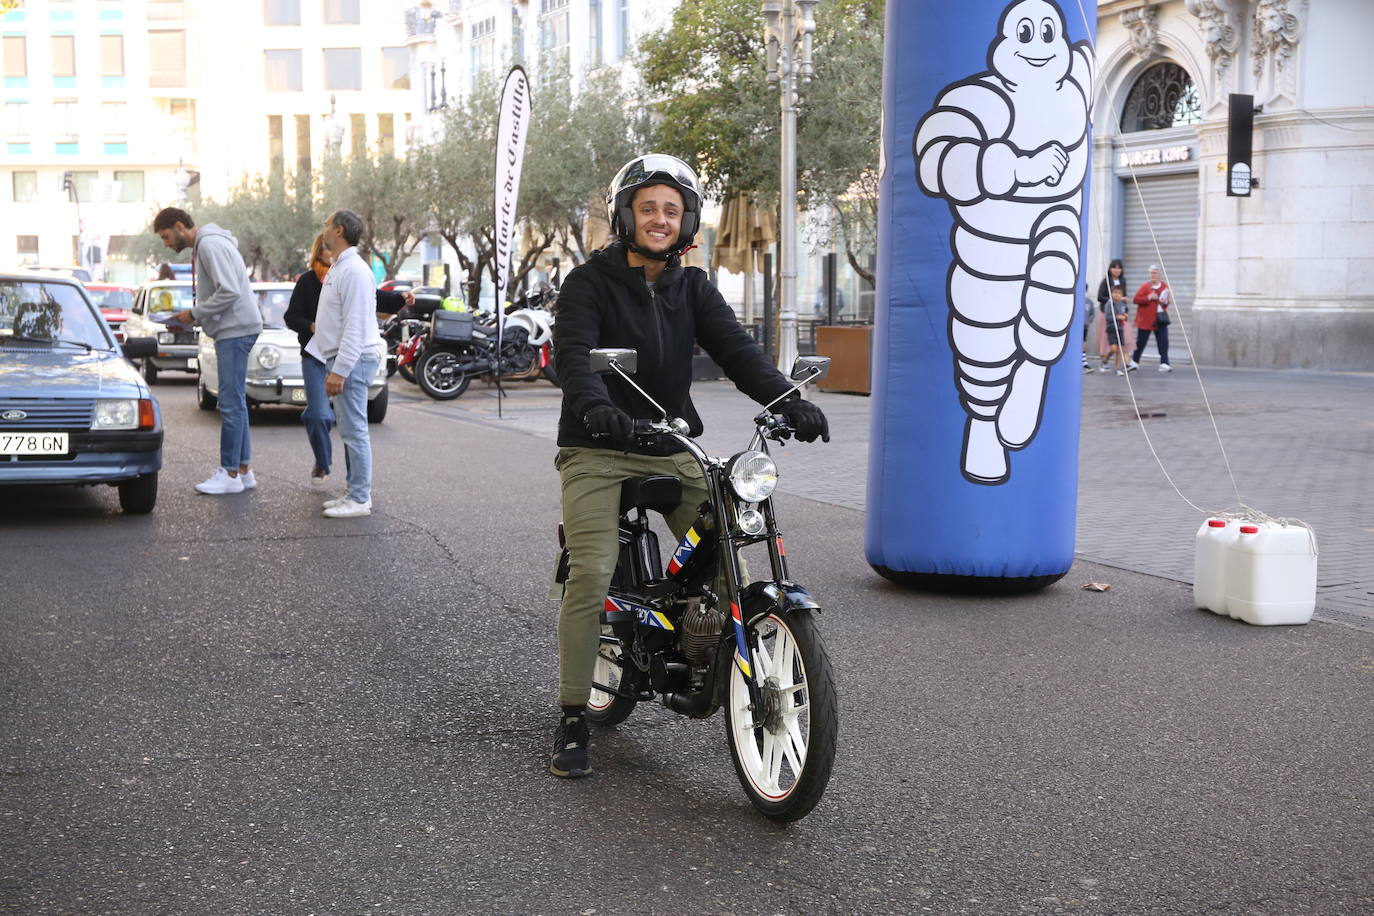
0, 270, 164, 513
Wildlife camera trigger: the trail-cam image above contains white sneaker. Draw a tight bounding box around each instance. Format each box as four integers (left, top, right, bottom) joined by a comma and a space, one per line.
322, 495, 348, 509
1115, 369, 1125, 376
240, 469, 257, 489
195, 468, 244, 495
310, 468, 329, 488
323, 498, 372, 518
1097, 365, 1108, 373
1126, 361, 1139, 371
1158, 363, 1173, 373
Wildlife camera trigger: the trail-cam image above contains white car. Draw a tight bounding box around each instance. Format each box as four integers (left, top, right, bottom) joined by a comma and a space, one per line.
195, 282, 388, 423
124, 280, 198, 384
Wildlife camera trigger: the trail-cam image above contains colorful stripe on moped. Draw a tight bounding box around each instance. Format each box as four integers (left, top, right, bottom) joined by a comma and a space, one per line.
666, 526, 701, 575
604, 596, 674, 631
730, 601, 751, 677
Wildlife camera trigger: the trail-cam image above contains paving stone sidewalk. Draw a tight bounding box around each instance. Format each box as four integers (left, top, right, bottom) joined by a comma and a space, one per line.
394, 363, 1374, 630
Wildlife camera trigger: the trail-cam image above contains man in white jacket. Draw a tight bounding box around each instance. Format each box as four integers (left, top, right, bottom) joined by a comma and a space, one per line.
307, 209, 384, 518
154, 207, 263, 495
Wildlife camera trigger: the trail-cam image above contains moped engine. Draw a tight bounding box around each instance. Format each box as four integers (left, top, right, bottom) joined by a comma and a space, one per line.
678, 597, 724, 665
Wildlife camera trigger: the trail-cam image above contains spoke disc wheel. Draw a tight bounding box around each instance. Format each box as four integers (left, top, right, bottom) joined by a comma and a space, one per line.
724, 609, 838, 822
585, 625, 637, 726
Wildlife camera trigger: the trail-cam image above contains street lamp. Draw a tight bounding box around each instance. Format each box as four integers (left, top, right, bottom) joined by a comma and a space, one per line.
762, 0, 817, 373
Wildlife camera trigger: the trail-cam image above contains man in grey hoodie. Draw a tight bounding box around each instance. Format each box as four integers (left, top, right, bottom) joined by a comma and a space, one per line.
154, 207, 264, 495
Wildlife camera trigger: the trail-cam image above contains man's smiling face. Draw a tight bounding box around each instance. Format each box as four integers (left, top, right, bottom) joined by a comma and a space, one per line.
991, 0, 1070, 86
630, 183, 684, 255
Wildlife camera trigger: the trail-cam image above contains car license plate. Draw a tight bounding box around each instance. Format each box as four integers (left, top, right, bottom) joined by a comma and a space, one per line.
0, 432, 68, 455
188, 357, 199, 371
290, 388, 307, 403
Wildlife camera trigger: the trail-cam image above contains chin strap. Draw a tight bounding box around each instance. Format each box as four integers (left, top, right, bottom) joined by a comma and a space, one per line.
625, 240, 682, 262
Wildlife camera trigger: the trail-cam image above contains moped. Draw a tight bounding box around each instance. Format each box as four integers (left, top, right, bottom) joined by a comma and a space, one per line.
554, 348, 838, 822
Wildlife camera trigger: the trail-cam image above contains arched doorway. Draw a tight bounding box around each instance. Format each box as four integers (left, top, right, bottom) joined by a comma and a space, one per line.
1117, 62, 1202, 323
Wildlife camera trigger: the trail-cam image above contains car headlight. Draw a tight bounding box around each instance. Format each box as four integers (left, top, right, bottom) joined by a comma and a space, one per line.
92, 398, 139, 430
256, 345, 282, 370
727, 450, 778, 503
158, 331, 175, 344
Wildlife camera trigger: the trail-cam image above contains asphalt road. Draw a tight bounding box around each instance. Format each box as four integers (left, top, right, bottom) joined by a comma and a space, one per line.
2, 376, 1372, 915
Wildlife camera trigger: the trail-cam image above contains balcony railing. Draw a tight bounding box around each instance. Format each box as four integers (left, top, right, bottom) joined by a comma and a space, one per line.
405, 7, 438, 38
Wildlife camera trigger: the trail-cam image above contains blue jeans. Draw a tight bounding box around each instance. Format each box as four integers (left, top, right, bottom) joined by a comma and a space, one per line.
327, 352, 378, 504
215, 334, 257, 470
301, 352, 334, 474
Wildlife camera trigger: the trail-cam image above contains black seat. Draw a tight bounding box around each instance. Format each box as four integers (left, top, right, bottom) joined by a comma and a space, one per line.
620, 475, 682, 515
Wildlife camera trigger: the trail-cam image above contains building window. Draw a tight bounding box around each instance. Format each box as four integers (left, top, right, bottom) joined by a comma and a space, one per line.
350, 113, 366, 158
3, 100, 29, 137
148, 29, 186, 87
323, 0, 360, 26
588, 0, 602, 69
264, 0, 300, 26
378, 112, 394, 156
12, 171, 38, 202
72, 170, 98, 203
382, 46, 408, 90
295, 113, 311, 174
539, 0, 569, 74
115, 170, 144, 202
53, 98, 78, 139
1121, 62, 1201, 133
168, 98, 195, 149
265, 49, 303, 91
470, 16, 495, 81
17, 235, 39, 265
102, 101, 127, 136
100, 34, 124, 76
51, 34, 76, 77
615, 0, 629, 61
268, 114, 284, 171
323, 47, 361, 91
147, 1, 185, 20
4, 35, 28, 78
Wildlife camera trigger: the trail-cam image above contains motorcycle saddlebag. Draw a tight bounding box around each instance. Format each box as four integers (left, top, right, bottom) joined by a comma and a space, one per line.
432, 310, 473, 341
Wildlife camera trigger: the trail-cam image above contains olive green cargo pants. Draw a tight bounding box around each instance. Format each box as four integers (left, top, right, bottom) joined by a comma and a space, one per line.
553, 446, 715, 706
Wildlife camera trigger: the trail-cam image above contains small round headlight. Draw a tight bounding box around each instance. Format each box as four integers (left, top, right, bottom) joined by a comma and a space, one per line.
727, 450, 778, 503
256, 345, 282, 370
737, 507, 767, 536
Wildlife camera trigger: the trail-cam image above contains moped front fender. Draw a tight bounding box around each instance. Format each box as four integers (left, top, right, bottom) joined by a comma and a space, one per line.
738, 580, 822, 627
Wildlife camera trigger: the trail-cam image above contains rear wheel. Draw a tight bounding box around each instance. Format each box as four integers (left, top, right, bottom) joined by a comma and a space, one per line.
117, 472, 158, 514
197, 373, 217, 410
417, 348, 473, 400
142, 359, 158, 385
724, 609, 837, 822
585, 625, 637, 726
398, 360, 417, 384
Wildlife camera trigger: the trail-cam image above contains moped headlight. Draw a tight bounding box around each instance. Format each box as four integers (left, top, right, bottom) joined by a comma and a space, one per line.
737, 507, 767, 536
727, 450, 778, 503
92, 398, 139, 430
256, 345, 282, 370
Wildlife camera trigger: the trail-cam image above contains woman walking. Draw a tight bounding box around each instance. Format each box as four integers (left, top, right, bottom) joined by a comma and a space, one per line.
1096, 259, 1129, 373
1130, 264, 1172, 372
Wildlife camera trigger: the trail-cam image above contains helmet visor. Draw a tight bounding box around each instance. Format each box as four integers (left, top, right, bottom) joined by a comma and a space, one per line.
620, 155, 699, 197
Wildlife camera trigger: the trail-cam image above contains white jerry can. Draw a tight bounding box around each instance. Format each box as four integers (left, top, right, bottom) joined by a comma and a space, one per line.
1193, 518, 1238, 615
1224, 523, 1318, 626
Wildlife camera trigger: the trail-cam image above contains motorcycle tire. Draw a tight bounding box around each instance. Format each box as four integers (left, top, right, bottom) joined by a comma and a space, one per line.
416, 348, 473, 400
724, 608, 838, 823
542, 360, 559, 387
585, 625, 637, 726
398, 361, 417, 384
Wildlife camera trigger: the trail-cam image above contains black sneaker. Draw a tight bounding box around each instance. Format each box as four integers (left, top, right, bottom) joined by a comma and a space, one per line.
551, 715, 592, 778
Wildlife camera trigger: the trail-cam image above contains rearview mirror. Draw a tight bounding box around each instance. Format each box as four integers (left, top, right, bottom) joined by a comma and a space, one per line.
590, 348, 637, 375
122, 337, 157, 359
790, 355, 831, 382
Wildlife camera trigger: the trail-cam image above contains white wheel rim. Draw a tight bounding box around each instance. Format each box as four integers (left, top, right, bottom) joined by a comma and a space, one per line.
729, 614, 809, 800
588, 626, 622, 711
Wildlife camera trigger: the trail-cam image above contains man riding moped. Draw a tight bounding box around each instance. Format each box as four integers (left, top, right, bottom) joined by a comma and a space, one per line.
549, 154, 829, 778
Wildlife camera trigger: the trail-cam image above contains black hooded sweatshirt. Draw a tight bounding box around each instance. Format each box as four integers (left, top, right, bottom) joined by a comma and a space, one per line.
553, 242, 795, 455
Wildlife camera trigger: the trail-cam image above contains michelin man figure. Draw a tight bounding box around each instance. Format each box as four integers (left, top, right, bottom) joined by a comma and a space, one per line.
913, 0, 1094, 485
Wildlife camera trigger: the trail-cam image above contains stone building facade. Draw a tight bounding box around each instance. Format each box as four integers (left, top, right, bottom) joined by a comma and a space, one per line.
1089, 0, 1374, 370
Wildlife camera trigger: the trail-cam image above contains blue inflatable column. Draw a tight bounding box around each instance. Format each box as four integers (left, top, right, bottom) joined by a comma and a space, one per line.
865, 0, 1098, 593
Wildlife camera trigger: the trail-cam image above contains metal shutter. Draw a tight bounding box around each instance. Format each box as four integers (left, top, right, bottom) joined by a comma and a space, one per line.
1121, 171, 1199, 317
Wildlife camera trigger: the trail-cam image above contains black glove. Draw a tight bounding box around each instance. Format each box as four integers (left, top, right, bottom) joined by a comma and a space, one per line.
777, 398, 829, 443
584, 405, 634, 445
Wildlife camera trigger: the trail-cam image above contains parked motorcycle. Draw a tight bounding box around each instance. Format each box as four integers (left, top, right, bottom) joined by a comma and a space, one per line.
414, 286, 558, 400
553, 348, 838, 822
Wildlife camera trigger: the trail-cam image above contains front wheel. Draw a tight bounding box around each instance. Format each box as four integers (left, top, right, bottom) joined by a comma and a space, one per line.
724, 609, 838, 822
417, 348, 473, 400
117, 472, 158, 514
585, 625, 637, 726
142, 359, 159, 385
366, 382, 388, 423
